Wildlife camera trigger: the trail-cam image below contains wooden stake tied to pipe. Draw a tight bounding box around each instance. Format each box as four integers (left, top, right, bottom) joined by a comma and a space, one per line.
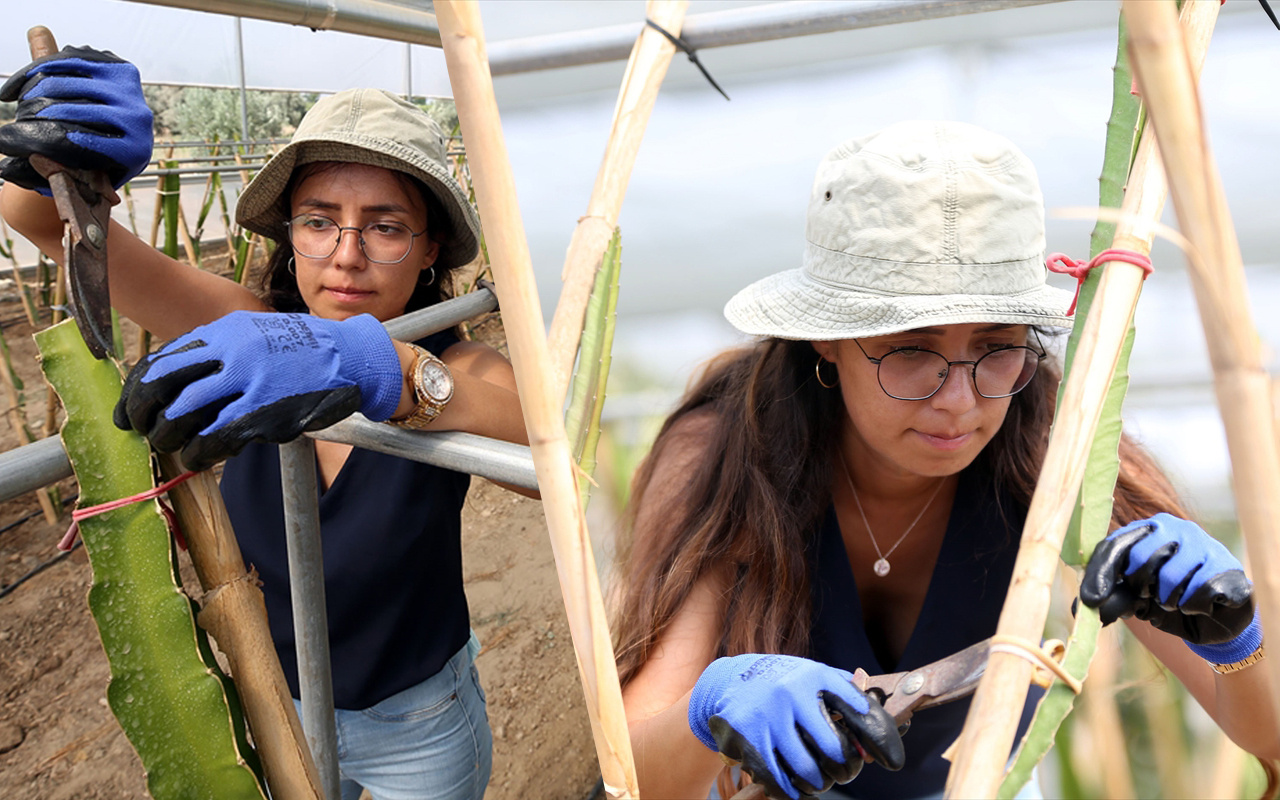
158, 454, 323, 800
25, 25, 318, 795
546, 0, 688, 400
434, 3, 638, 797
1124, 0, 1280, 722
944, 3, 1221, 795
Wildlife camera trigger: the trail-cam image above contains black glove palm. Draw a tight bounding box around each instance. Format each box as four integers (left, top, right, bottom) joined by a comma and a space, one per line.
1080, 513, 1254, 646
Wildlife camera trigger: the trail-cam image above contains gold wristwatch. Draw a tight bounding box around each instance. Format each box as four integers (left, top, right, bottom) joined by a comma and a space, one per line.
1209, 642, 1266, 675
389, 343, 454, 430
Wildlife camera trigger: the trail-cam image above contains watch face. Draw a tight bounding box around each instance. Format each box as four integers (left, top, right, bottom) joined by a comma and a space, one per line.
418, 359, 453, 402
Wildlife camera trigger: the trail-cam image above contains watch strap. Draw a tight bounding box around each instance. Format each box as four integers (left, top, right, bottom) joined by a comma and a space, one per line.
1210, 642, 1266, 675
388, 343, 453, 430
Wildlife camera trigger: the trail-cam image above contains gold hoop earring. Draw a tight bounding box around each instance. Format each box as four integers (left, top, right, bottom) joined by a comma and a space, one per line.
815, 356, 838, 389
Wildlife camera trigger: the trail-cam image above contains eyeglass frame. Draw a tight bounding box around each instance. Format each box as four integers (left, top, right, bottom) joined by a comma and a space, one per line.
850, 330, 1046, 401
285, 213, 429, 265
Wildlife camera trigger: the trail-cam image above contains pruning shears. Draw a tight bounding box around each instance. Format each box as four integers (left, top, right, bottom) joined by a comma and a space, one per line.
850, 635, 991, 728
27, 26, 116, 360
729, 638, 993, 800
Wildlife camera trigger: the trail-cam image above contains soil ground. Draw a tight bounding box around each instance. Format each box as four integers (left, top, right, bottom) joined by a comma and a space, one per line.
0, 277, 601, 797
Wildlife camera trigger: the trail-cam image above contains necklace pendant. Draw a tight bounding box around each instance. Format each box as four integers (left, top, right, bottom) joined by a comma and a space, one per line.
873, 558, 891, 577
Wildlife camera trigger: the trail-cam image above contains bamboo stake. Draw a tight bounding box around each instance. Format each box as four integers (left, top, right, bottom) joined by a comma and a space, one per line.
149, 146, 172, 250
0, 333, 59, 524
1124, 0, 1280, 722
0, 214, 40, 326
157, 453, 323, 800
41, 259, 67, 438
944, 4, 1221, 795
545, 0, 688, 401
1080, 627, 1135, 799
1139, 663, 1192, 796
434, 3, 638, 796
1205, 730, 1247, 799
176, 194, 200, 267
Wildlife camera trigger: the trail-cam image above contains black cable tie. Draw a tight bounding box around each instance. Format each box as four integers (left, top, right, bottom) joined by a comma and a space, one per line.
645, 18, 730, 102
1260, 0, 1280, 30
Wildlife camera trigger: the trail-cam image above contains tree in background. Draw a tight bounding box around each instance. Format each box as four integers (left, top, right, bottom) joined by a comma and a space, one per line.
418, 97, 459, 135
144, 85, 313, 142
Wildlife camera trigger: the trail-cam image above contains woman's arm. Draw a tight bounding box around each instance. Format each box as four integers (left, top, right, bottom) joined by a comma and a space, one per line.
1, 184, 266, 339
1080, 513, 1280, 760
402, 339, 533, 497
620, 411, 733, 797
624, 567, 733, 799
1127, 619, 1280, 760
402, 340, 527, 445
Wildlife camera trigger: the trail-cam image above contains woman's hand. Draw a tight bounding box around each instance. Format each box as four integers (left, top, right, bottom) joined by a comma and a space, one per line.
1080, 513, 1261, 665
114, 311, 403, 471
0, 45, 153, 191
688, 653, 904, 800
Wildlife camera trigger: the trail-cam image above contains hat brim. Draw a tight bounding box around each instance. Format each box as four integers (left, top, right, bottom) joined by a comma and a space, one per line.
724, 267, 1075, 340
235, 136, 481, 270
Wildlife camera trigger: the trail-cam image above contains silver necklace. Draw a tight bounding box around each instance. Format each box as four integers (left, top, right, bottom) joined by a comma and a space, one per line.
837, 450, 945, 578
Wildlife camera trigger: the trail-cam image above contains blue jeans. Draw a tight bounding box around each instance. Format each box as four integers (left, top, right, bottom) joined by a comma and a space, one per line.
295, 636, 493, 800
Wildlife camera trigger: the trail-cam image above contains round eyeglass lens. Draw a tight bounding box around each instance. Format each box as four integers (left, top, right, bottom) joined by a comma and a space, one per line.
973, 347, 1038, 398
359, 222, 415, 263
877, 349, 951, 400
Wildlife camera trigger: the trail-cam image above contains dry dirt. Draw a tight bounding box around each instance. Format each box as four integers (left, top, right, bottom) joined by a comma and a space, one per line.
0, 300, 602, 798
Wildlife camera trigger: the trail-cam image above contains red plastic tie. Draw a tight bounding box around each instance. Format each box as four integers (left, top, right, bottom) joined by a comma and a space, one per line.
59, 470, 198, 552
1045, 249, 1154, 316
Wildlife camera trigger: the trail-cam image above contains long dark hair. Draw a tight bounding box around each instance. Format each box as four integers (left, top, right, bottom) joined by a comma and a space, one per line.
259, 162, 458, 314
612, 334, 1189, 687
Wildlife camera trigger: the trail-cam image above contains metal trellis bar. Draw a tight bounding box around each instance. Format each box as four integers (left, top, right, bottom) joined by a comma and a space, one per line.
0, 285, 534, 505
487, 0, 1065, 75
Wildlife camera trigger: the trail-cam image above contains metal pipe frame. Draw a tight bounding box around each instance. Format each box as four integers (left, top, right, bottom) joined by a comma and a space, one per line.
121, 0, 442, 47
0, 286, 527, 504
123, 0, 1063, 76
486, 0, 1064, 75
279, 437, 341, 800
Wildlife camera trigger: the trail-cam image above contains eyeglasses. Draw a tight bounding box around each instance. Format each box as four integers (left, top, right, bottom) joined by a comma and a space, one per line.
286, 213, 427, 264
852, 333, 1045, 401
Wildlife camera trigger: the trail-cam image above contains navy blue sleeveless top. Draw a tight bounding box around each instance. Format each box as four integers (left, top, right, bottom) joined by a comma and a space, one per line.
809, 464, 1042, 799
220, 330, 473, 711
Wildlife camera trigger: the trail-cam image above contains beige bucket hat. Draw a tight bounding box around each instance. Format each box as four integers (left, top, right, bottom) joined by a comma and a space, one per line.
724, 120, 1074, 340
236, 88, 480, 270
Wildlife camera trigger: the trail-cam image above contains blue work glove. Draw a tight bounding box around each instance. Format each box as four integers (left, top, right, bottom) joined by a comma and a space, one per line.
0, 45, 153, 192
1080, 513, 1260, 664
113, 311, 403, 472
689, 654, 904, 800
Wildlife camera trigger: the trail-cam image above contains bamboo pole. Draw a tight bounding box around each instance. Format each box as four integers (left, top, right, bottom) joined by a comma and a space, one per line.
944, 3, 1221, 795
157, 453, 323, 800
1205, 731, 1247, 799
0, 214, 40, 326
176, 197, 200, 267
1124, 0, 1280, 721
433, 3, 638, 797
149, 146, 172, 250
1079, 626, 1134, 800
545, 0, 688, 400
0, 335, 59, 523
41, 260, 66, 438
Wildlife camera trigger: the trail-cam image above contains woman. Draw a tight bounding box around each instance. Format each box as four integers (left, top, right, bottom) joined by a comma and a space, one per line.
612, 121, 1277, 800
0, 45, 525, 799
